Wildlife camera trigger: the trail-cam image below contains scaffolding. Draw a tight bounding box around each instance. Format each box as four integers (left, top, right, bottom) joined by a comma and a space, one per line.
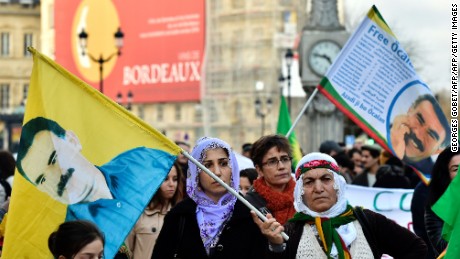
202, 0, 308, 150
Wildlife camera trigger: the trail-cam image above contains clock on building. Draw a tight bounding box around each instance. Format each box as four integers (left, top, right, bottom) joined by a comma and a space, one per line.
307, 40, 341, 76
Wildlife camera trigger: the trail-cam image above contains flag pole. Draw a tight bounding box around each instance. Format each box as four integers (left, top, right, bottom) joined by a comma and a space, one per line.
182, 150, 289, 241
285, 87, 319, 138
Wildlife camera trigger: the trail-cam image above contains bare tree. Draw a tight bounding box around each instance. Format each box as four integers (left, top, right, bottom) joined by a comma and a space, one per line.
343, 10, 427, 82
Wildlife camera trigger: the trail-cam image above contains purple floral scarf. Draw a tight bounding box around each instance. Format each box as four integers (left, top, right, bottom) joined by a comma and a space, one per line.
186, 137, 239, 255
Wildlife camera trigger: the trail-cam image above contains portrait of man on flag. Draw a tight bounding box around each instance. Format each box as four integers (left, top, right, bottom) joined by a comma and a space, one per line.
387, 83, 450, 163
17, 116, 175, 206
13, 115, 177, 258
17, 117, 112, 204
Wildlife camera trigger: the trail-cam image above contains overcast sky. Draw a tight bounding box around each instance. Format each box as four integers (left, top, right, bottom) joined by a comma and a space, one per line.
342, 0, 451, 93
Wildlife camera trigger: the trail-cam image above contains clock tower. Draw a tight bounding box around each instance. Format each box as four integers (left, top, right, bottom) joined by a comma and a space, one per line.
298, 0, 350, 153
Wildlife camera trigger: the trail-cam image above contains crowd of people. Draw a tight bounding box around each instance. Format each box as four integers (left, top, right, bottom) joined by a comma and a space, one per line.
317, 140, 416, 189
0, 133, 457, 259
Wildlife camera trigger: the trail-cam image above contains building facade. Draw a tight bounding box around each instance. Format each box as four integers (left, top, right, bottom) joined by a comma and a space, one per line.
39, 0, 309, 152
1, 0, 348, 154
2, 0, 451, 158
201, 0, 308, 151
0, 0, 40, 152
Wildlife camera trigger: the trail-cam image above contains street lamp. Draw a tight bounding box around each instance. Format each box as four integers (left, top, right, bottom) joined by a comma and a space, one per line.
254, 81, 272, 136
278, 72, 285, 96
78, 27, 124, 94
284, 49, 294, 115
117, 90, 133, 111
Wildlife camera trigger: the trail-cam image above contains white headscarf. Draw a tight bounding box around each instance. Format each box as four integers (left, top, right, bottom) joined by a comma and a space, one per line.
293, 152, 356, 256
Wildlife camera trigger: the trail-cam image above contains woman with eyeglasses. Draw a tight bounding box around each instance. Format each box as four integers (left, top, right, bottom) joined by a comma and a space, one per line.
151, 137, 266, 259
245, 134, 296, 225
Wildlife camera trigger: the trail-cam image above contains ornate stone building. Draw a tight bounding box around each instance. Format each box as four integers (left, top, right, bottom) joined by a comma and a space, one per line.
201, 0, 308, 150
39, 0, 310, 151
2, 0, 451, 156
0, 0, 40, 151
7, 0, 352, 153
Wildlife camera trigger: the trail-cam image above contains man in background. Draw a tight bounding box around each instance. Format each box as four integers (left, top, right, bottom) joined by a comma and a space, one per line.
175, 141, 191, 178
319, 140, 342, 156
242, 143, 253, 159
352, 144, 381, 187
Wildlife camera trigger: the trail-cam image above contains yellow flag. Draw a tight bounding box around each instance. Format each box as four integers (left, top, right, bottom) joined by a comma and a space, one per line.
3, 48, 180, 258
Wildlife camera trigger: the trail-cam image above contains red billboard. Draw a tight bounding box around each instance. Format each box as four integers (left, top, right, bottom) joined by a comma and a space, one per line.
55, 0, 205, 103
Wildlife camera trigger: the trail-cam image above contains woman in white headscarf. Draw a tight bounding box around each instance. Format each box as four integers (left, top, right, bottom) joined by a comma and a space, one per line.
253, 152, 427, 259
152, 137, 266, 259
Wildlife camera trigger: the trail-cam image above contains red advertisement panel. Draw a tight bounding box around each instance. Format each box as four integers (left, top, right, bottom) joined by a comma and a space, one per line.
55, 0, 205, 103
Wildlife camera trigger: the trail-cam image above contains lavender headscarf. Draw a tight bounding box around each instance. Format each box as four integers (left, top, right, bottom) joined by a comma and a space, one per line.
187, 137, 239, 255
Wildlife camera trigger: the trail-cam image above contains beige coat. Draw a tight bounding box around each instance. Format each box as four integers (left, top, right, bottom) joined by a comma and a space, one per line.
126, 204, 171, 258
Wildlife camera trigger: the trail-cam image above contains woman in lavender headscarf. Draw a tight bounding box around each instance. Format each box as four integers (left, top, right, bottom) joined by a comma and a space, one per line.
152, 137, 266, 259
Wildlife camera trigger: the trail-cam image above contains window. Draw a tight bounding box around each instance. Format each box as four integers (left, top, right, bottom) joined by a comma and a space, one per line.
194, 104, 202, 123
232, 29, 243, 43
24, 33, 33, 56
212, 46, 223, 64
138, 105, 144, 120
236, 100, 242, 121
252, 0, 264, 7
157, 104, 164, 122
210, 73, 224, 89
19, 0, 33, 4
209, 101, 218, 122
232, 0, 244, 9
279, 0, 292, 5
1, 33, 10, 56
253, 27, 264, 40
23, 84, 29, 104
175, 104, 181, 121
0, 84, 10, 110
210, 0, 222, 13
211, 32, 222, 45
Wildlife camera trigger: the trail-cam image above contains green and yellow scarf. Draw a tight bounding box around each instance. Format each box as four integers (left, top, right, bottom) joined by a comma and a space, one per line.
289, 205, 355, 259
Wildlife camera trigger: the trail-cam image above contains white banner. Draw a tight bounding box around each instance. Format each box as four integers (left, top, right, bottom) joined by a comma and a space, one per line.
347, 184, 414, 231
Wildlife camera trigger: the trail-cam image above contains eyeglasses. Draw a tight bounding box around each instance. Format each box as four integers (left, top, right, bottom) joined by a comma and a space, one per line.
261, 156, 292, 168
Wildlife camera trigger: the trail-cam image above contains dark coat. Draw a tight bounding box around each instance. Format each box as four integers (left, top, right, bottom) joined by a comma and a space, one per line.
411, 182, 436, 259
425, 206, 447, 257
245, 187, 272, 216
152, 197, 267, 259
351, 171, 370, 187
266, 207, 427, 259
